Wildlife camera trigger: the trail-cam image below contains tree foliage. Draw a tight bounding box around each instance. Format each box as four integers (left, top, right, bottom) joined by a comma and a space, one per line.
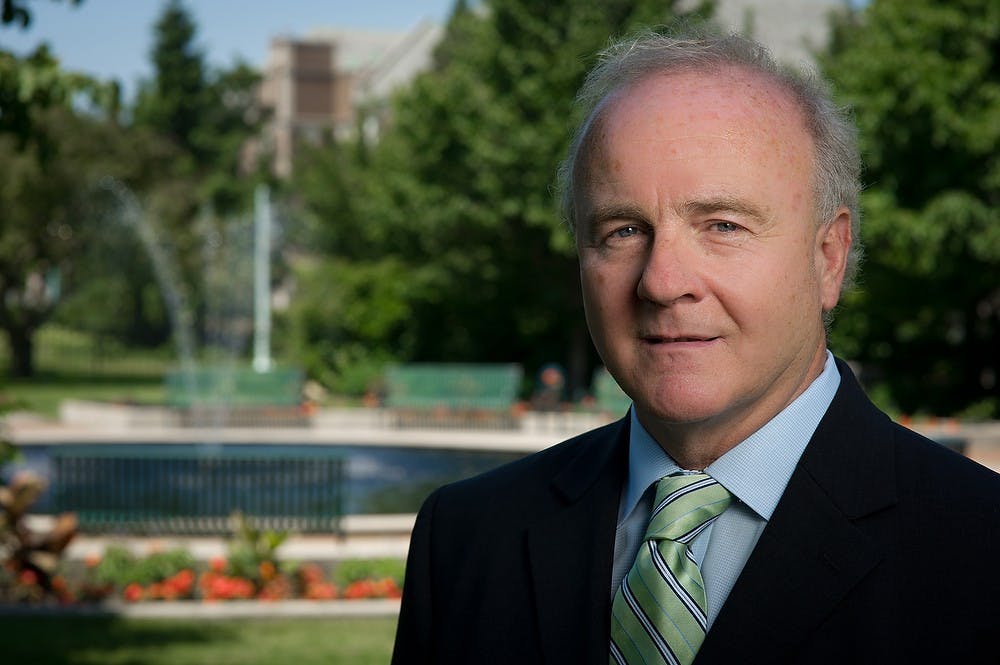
291, 0, 712, 395
0, 0, 81, 29
0, 0, 264, 376
121, 0, 265, 357
133, 0, 207, 163
0, 44, 125, 376
823, 0, 1000, 417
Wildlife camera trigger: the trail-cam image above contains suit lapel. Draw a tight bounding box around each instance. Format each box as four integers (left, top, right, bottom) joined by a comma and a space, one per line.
528, 416, 629, 665
698, 360, 897, 663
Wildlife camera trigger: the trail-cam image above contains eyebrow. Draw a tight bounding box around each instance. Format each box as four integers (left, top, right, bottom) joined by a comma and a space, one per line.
579, 195, 773, 236
680, 196, 770, 222
580, 203, 648, 232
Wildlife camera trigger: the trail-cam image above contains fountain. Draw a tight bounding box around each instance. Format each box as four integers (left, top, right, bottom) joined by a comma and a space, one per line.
99, 177, 303, 426
5, 181, 594, 535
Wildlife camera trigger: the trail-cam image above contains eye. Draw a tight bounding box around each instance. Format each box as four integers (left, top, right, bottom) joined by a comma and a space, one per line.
611, 225, 642, 239
711, 221, 744, 233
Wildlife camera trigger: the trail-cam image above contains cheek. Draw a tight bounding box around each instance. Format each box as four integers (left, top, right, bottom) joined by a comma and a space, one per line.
580, 268, 608, 318
719, 254, 812, 330
580, 264, 627, 345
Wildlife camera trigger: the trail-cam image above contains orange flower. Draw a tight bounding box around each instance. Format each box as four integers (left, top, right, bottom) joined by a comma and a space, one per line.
209, 556, 227, 573
342, 579, 376, 600
173, 569, 196, 596
202, 574, 255, 601
375, 577, 402, 599
305, 581, 338, 600
123, 583, 144, 602
299, 563, 326, 585
259, 561, 276, 582
257, 575, 293, 601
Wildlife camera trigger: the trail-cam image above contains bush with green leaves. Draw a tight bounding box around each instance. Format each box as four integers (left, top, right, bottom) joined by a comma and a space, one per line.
334, 558, 405, 588
93, 545, 196, 588
224, 512, 288, 585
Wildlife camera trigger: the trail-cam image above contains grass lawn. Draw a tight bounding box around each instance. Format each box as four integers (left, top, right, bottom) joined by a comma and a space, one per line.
1, 326, 173, 418
6, 371, 167, 418
0, 615, 397, 664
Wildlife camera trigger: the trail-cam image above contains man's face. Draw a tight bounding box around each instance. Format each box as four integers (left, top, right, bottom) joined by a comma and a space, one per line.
575, 68, 850, 450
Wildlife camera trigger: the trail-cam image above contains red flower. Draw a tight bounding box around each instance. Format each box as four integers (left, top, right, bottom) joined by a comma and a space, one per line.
299, 563, 326, 585
123, 583, 144, 602
257, 575, 293, 601
342, 579, 376, 600
305, 581, 338, 600
342, 577, 402, 600
17, 569, 39, 587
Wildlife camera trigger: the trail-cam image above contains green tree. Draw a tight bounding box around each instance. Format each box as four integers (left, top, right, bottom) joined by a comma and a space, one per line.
0, 105, 127, 376
291, 0, 713, 395
127, 0, 265, 354
823, 0, 1000, 418
0, 1, 263, 372
133, 0, 264, 208
0, 44, 126, 377
133, 0, 207, 162
1, 0, 81, 29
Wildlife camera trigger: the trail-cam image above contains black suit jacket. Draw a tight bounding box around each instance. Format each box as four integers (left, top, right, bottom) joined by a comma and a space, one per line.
392, 360, 1000, 664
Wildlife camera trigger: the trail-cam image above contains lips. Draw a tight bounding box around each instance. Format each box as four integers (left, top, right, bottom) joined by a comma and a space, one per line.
642, 334, 719, 343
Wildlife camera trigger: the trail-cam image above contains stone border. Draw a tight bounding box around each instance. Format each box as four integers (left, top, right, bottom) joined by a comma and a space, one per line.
0, 598, 401, 619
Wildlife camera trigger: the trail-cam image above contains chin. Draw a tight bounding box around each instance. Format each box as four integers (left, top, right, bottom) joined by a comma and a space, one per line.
632, 388, 729, 427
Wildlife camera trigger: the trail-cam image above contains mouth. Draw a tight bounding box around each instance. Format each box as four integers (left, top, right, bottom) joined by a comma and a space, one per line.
641, 335, 720, 344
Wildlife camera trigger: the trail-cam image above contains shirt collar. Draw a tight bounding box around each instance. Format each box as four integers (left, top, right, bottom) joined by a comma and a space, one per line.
621, 350, 841, 522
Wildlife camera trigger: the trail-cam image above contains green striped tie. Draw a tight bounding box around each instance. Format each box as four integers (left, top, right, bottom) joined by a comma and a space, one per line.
610, 473, 732, 665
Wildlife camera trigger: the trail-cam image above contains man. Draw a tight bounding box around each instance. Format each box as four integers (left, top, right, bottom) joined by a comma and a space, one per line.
392, 30, 1000, 665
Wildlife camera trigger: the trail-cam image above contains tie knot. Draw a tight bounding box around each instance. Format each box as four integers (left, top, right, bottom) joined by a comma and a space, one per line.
645, 473, 732, 543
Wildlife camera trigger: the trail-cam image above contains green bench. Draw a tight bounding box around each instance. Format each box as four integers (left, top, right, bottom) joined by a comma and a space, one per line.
384, 363, 523, 428
165, 366, 307, 426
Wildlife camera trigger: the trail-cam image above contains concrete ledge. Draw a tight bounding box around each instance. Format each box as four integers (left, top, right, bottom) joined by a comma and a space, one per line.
0, 598, 401, 619
64, 531, 412, 563
25, 400, 615, 452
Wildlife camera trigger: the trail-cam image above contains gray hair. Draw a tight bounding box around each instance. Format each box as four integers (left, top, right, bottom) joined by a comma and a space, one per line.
557, 29, 863, 289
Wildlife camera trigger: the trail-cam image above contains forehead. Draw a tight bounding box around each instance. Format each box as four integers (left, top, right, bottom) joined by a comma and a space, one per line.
575, 67, 815, 194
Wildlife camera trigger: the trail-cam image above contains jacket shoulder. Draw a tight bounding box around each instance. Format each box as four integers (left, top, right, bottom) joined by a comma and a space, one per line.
892, 422, 1000, 520
442, 418, 624, 496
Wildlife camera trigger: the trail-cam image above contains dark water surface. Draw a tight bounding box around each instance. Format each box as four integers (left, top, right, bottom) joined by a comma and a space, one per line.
7, 443, 527, 518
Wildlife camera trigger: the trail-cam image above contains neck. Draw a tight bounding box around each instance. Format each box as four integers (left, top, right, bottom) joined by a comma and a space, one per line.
642, 421, 740, 471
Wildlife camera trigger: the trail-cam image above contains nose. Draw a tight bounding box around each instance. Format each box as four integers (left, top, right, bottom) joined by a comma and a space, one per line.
636, 234, 703, 306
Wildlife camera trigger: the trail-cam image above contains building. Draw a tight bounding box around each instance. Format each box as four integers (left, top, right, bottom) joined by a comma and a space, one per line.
256, 1, 843, 177
689, 0, 844, 66
257, 20, 443, 177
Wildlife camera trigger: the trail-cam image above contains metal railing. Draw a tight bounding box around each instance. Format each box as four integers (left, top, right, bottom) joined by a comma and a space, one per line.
50, 445, 345, 535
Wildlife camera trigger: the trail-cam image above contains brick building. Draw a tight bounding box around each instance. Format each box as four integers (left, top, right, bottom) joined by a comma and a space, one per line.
257, 20, 442, 177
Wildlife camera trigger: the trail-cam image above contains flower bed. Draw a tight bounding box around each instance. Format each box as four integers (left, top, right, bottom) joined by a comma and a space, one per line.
0, 463, 404, 608
3, 545, 403, 606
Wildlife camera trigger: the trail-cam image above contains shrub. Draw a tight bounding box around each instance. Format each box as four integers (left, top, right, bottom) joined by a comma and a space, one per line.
93, 545, 196, 588
333, 558, 405, 588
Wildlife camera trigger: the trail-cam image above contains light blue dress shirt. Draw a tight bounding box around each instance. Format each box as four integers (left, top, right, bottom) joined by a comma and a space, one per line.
611, 351, 841, 627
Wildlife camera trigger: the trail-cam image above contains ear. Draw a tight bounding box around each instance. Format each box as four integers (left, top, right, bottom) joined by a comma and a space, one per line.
816, 208, 852, 312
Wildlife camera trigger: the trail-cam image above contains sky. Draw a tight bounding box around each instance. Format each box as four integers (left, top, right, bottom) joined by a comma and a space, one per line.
0, 0, 457, 99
